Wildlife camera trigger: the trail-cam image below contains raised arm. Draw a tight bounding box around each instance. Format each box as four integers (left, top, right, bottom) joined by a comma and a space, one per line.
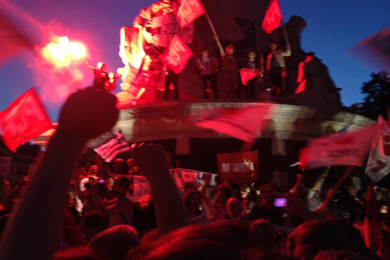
132, 144, 190, 235
0, 87, 119, 260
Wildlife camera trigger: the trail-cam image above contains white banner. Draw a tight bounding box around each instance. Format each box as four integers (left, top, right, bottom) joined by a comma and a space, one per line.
171, 168, 218, 192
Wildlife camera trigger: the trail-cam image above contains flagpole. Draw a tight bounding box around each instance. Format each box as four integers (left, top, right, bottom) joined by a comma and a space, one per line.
204, 13, 225, 57
282, 24, 290, 45
315, 165, 355, 213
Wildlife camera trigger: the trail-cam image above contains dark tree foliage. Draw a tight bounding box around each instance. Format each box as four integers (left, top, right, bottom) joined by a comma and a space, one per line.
360, 71, 390, 120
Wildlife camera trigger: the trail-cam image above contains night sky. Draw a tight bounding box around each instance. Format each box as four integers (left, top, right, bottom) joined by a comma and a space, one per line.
1, 0, 389, 122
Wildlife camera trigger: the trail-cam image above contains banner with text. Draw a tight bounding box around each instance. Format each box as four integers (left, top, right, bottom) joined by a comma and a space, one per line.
217, 151, 258, 184
177, 0, 205, 28
159, 34, 193, 74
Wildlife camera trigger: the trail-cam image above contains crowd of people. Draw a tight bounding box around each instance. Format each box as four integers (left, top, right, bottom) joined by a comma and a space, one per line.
87, 40, 313, 102
0, 88, 389, 260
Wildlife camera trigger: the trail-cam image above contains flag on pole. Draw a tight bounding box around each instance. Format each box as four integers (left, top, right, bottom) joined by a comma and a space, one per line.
176, 0, 205, 28
365, 116, 390, 182
94, 131, 130, 162
262, 0, 283, 34
159, 34, 193, 74
191, 105, 272, 143
0, 9, 34, 65
298, 123, 379, 170
0, 88, 52, 152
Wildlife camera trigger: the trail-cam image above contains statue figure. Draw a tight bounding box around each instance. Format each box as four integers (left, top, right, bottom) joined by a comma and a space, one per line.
270, 15, 342, 108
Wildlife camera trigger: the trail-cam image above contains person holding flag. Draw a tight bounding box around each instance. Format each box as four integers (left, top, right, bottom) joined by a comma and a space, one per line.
239, 50, 261, 99
83, 60, 109, 91
220, 44, 239, 99
199, 48, 219, 99
266, 42, 291, 97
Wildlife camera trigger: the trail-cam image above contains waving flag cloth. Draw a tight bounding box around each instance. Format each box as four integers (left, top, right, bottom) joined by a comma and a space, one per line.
176, 0, 205, 28
0, 88, 52, 152
191, 104, 272, 143
262, 0, 283, 34
365, 116, 390, 182
0, 9, 34, 65
239, 68, 260, 85
159, 34, 193, 74
94, 131, 130, 162
298, 123, 379, 170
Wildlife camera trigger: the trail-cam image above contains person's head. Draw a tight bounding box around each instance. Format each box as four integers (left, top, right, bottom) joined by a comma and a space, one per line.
217, 184, 233, 204
239, 184, 250, 199
108, 72, 115, 79
250, 219, 278, 254
347, 184, 357, 198
166, 152, 173, 163
313, 250, 367, 260
78, 167, 87, 177
88, 225, 140, 260
226, 197, 242, 218
259, 184, 277, 204
248, 51, 256, 61
305, 52, 314, 62
127, 158, 135, 168
225, 44, 235, 55
283, 219, 359, 260
127, 222, 255, 260
111, 176, 130, 197
114, 158, 127, 175
183, 189, 202, 213
203, 173, 212, 183
96, 62, 106, 70
270, 42, 278, 51
202, 48, 210, 57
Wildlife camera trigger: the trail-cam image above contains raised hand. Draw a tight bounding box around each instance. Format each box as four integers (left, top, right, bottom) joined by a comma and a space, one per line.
57, 87, 119, 141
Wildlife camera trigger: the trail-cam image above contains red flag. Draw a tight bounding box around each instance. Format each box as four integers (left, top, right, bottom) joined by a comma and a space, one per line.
298, 123, 379, 170
262, 0, 283, 34
191, 105, 272, 143
0, 88, 52, 151
0, 10, 34, 65
176, 0, 205, 28
365, 116, 390, 182
239, 68, 260, 85
159, 34, 193, 74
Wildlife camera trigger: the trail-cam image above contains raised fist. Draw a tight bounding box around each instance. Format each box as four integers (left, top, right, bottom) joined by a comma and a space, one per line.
57, 87, 119, 141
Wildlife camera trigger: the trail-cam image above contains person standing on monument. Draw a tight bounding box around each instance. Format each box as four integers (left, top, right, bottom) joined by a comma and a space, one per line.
295, 52, 315, 94
266, 42, 291, 97
199, 48, 219, 99
219, 44, 239, 99
163, 64, 179, 101
83, 61, 109, 91
239, 50, 260, 99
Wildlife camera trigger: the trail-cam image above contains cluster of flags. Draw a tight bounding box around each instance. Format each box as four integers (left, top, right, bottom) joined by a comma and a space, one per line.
6, 0, 390, 182
297, 115, 390, 182
161, 0, 284, 74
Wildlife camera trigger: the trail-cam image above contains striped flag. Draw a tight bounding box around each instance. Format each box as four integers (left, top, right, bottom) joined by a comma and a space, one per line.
94, 131, 130, 162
